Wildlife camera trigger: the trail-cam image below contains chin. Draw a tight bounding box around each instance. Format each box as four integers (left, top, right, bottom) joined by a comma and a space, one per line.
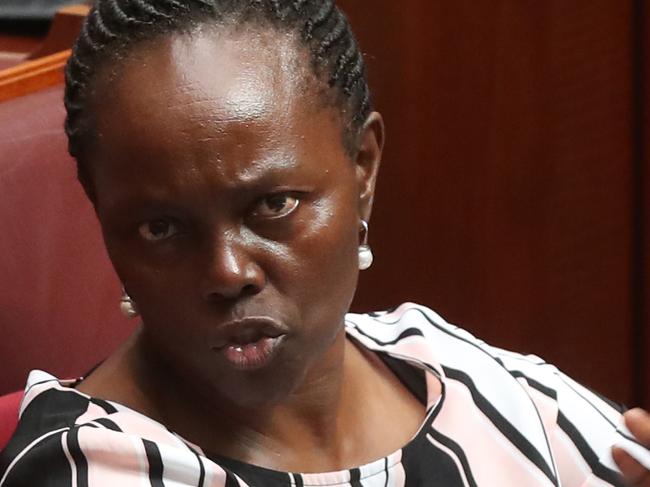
203, 360, 307, 411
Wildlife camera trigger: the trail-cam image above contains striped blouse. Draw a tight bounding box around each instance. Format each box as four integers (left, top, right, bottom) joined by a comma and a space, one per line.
0, 302, 638, 486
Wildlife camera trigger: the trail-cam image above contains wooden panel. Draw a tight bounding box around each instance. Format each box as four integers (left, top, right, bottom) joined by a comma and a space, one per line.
0, 34, 40, 70
28, 4, 89, 59
0, 50, 70, 102
0, 3, 87, 71
340, 0, 635, 405
0, 34, 41, 54
638, 0, 650, 410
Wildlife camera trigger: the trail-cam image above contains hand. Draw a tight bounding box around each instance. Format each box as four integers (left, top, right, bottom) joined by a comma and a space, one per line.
613, 408, 650, 486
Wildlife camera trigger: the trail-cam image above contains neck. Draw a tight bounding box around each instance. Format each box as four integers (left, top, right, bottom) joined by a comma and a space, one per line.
132, 328, 369, 469
78, 325, 426, 473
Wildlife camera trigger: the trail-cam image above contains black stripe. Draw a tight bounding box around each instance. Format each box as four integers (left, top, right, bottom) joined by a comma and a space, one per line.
512, 369, 643, 449
443, 366, 558, 485
502, 371, 559, 478
585, 385, 627, 414
0, 429, 73, 486
0, 389, 89, 472
364, 307, 516, 377
378, 308, 502, 364
379, 353, 428, 405
225, 470, 240, 487
93, 418, 122, 432
293, 473, 304, 487
350, 325, 424, 346
172, 437, 206, 487
195, 452, 206, 487
90, 397, 118, 414
377, 308, 559, 483
66, 427, 89, 487
509, 371, 558, 400
23, 377, 59, 396
557, 413, 626, 486
383, 457, 389, 487
429, 429, 478, 487
143, 439, 165, 487
362, 307, 560, 483
349, 467, 362, 487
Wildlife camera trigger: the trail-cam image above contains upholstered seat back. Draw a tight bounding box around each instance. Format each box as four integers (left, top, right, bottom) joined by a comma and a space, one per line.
0, 85, 134, 396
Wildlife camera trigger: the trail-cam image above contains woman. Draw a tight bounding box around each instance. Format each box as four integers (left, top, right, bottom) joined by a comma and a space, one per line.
1, 0, 649, 485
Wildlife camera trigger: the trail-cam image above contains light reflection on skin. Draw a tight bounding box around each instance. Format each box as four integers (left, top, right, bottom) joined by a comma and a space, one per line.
167, 26, 306, 129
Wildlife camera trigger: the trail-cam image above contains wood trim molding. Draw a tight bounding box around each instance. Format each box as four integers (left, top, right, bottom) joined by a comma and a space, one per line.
28, 4, 90, 60
0, 50, 70, 103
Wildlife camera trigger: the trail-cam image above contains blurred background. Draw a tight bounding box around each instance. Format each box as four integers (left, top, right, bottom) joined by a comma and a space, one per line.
0, 0, 87, 68
0, 1, 647, 409
342, 0, 649, 410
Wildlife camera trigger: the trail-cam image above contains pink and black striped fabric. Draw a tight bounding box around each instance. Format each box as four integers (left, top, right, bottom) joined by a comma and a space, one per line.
0, 303, 639, 486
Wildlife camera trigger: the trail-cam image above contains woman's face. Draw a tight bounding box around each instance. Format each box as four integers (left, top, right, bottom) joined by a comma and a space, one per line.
87, 27, 382, 408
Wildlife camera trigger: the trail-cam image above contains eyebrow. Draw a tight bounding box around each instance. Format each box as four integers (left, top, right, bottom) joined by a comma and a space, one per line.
227, 156, 303, 188
100, 156, 308, 214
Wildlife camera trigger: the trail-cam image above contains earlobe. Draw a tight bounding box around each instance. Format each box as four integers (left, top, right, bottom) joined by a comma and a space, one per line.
355, 111, 385, 222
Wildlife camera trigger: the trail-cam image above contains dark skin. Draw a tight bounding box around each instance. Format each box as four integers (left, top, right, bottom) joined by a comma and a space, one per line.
76, 26, 428, 472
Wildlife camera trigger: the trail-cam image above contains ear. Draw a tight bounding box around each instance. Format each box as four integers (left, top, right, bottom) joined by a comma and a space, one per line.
354, 111, 385, 222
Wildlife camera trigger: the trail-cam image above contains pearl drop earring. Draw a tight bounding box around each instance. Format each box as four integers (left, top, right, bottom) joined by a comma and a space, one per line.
120, 287, 139, 318
358, 220, 374, 270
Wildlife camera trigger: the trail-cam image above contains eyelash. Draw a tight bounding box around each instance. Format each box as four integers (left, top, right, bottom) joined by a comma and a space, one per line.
251, 193, 300, 219
137, 193, 301, 242
138, 219, 179, 243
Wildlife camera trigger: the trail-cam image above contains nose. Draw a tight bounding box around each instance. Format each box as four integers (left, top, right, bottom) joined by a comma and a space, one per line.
200, 232, 265, 302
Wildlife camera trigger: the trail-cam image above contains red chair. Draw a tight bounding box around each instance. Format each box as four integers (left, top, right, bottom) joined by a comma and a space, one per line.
0, 70, 134, 448
0, 392, 23, 451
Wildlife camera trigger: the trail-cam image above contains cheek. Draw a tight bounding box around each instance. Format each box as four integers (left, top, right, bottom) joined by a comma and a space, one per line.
101, 230, 190, 324
286, 189, 361, 316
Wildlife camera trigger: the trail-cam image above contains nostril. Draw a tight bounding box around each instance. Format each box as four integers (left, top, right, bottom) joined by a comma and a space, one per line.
241, 283, 260, 297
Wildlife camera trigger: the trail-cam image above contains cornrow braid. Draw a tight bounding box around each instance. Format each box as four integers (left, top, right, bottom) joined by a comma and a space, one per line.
63, 0, 373, 198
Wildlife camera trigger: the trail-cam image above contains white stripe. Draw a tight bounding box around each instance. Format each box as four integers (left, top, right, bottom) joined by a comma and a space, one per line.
0, 427, 69, 485
500, 354, 624, 473
498, 351, 622, 426
557, 373, 624, 429
358, 469, 389, 487
153, 442, 204, 487
61, 431, 78, 487
501, 355, 627, 476
553, 427, 592, 483
425, 433, 471, 487
460, 389, 556, 486
128, 435, 149, 485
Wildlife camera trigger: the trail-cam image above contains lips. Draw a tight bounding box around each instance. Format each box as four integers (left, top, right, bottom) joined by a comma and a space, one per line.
210, 317, 288, 371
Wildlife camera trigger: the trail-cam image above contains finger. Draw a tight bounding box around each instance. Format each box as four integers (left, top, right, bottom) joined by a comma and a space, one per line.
613, 446, 650, 485
625, 409, 650, 446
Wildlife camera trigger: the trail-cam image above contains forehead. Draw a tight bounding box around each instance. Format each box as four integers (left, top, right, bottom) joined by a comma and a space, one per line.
92, 25, 317, 142
87, 26, 349, 207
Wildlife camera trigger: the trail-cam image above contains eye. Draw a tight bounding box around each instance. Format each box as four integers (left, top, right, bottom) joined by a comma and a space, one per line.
252, 194, 300, 219
138, 219, 179, 242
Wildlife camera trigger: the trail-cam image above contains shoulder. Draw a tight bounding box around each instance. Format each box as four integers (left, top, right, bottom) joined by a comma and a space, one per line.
0, 371, 223, 486
346, 303, 630, 486
346, 302, 622, 416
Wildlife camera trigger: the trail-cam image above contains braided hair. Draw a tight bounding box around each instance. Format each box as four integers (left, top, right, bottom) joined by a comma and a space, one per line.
64, 0, 373, 198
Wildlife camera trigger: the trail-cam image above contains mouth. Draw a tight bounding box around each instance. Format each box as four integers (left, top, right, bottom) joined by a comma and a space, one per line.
210, 317, 288, 371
